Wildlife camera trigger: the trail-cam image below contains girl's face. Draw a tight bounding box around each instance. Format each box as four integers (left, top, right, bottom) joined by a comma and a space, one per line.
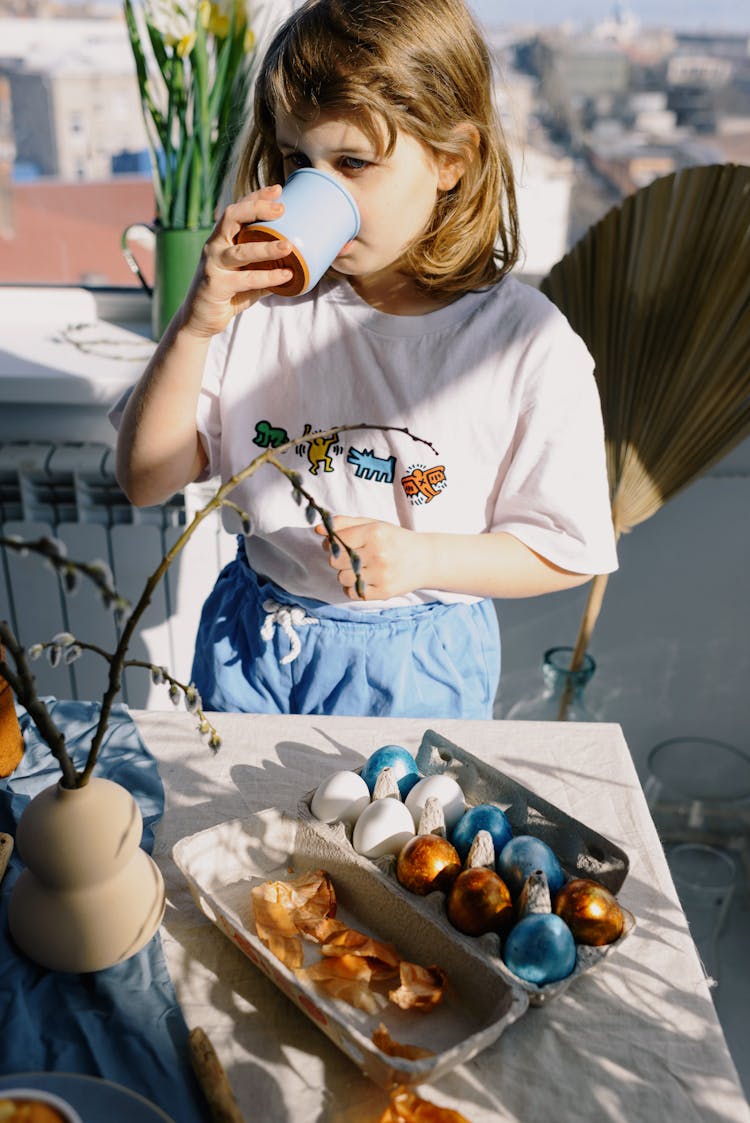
274, 111, 461, 312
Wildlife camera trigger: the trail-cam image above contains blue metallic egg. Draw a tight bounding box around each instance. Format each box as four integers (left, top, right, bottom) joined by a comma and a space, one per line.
449, 803, 513, 863
503, 913, 577, 985
360, 744, 420, 798
497, 834, 566, 896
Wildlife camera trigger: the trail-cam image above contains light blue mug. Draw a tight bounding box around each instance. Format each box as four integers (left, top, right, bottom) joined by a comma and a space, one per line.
236, 167, 360, 296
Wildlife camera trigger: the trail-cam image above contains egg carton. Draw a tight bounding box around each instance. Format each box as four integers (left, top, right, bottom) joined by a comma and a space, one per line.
298, 728, 636, 1006
173, 808, 529, 1088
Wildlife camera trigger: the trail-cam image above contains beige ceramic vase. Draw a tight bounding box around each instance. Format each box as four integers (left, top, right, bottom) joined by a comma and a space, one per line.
8, 776, 166, 973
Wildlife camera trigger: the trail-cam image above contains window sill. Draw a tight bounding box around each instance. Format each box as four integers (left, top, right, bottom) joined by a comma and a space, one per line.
0, 284, 154, 443
0, 284, 153, 400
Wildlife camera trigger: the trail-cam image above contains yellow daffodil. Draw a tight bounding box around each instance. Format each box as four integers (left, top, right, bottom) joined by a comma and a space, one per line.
176, 29, 196, 55
203, 0, 247, 38
206, 5, 230, 38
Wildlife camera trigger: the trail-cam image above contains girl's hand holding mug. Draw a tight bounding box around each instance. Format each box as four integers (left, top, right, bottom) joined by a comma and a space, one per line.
180, 185, 295, 339
181, 170, 360, 339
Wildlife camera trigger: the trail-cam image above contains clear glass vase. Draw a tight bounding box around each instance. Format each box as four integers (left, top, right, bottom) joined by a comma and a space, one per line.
506, 646, 598, 721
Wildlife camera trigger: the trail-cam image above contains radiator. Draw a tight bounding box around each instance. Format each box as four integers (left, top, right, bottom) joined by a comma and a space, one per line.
0, 441, 234, 709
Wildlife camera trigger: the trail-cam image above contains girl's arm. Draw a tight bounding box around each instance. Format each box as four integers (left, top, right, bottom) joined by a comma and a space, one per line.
316, 517, 593, 600
116, 186, 295, 508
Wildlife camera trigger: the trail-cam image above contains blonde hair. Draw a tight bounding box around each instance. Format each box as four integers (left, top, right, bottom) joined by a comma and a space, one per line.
234, 0, 519, 298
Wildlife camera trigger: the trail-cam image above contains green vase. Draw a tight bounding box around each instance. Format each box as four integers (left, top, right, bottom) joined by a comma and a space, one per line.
153, 226, 212, 338
121, 223, 212, 340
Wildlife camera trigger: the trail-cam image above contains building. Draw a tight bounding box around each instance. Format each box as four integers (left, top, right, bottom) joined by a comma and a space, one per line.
539, 35, 631, 104
674, 30, 750, 64
0, 17, 148, 181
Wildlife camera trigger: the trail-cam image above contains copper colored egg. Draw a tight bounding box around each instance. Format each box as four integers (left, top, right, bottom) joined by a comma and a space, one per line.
396, 834, 462, 896
553, 878, 625, 945
446, 867, 514, 937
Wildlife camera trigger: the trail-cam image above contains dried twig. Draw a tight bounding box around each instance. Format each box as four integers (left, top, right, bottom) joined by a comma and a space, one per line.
188, 1027, 245, 1123
0, 621, 77, 787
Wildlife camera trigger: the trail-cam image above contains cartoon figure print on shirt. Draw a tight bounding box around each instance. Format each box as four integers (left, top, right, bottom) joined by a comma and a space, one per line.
253, 419, 290, 448
347, 447, 396, 483
251, 417, 447, 503
296, 424, 342, 474
401, 463, 447, 504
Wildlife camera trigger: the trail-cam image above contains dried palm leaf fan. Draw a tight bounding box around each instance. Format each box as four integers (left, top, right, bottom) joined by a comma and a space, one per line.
539, 162, 750, 718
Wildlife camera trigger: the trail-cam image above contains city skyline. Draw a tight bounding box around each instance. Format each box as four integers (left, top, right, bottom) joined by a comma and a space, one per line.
470, 0, 750, 32
47, 0, 750, 32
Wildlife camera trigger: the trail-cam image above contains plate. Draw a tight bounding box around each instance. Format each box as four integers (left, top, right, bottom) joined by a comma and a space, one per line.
0, 1073, 176, 1123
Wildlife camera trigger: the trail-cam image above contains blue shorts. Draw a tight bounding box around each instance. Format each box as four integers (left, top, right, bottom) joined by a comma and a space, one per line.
191, 543, 500, 719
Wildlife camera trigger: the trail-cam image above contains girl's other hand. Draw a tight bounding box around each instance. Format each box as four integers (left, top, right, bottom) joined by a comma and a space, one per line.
179, 185, 295, 338
315, 515, 427, 600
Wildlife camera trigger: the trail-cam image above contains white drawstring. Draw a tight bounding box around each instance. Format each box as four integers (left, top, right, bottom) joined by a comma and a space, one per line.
260, 598, 319, 665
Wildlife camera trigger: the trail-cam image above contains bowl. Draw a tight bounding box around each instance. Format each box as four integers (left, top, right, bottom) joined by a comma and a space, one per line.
0, 1087, 84, 1123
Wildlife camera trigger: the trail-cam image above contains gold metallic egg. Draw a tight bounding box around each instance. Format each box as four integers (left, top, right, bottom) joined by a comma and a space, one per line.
446, 867, 514, 937
553, 878, 625, 945
396, 833, 462, 896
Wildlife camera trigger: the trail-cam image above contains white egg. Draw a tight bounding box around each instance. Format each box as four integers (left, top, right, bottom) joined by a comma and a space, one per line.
352, 797, 415, 859
311, 770, 371, 824
405, 774, 466, 833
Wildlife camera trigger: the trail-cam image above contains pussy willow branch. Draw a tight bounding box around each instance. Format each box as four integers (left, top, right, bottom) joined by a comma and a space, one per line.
265, 455, 369, 597
1, 422, 434, 786
30, 637, 221, 748
0, 536, 123, 605
84, 422, 433, 784
0, 622, 78, 788
268, 424, 438, 599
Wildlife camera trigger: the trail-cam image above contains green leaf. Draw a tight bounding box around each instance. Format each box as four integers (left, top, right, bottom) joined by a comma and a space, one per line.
191, 18, 213, 226
145, 16, 169, 72
173, 132, 196, 228
211, 59, 253, 204
207, 2, 239, 120
124, 0, 169, 221
186, 141, 203, 229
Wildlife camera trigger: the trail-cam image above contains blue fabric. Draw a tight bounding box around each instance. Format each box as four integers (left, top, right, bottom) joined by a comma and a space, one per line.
192, 543, 501, 718
0, 699, 205, 1123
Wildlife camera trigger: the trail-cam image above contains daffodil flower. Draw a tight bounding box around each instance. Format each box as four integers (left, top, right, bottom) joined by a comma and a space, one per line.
146, 0, 199, 47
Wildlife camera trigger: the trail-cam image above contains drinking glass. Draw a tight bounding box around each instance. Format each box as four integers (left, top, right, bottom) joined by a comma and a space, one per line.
644, 737, 750, 841
667, 841, 737, 984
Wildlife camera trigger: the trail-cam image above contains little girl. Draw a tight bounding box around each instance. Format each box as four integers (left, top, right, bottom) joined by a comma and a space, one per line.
116, 0, 618, 720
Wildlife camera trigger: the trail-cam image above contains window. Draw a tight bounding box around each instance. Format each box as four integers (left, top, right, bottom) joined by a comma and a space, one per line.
0, 14, 154, 288
0, 4, 748, 289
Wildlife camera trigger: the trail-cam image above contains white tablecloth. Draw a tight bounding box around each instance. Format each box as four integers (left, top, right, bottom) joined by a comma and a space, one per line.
133, 711, 750, 1123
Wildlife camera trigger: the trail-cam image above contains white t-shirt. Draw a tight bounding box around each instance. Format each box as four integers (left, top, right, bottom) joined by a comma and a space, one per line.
196, 275, 618, 609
